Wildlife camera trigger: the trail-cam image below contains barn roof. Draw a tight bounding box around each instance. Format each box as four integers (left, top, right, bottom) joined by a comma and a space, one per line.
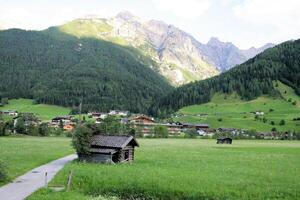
91, 135, 139, 149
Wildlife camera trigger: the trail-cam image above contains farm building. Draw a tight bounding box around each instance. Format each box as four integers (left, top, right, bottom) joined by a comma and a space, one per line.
82, 135, 139, 163
1, 110, 18, 116
130, 115, 155, 124
217, 137, 232, 144
51, 115, 73, 126
181, 123, 210, 130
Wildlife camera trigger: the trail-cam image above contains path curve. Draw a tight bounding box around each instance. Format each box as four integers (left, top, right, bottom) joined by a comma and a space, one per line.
0, 154, 77, 200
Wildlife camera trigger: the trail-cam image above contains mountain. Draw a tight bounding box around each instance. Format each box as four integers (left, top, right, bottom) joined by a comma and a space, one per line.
151, 39, 300, 116
0, 28, 173, 113
56, 11, 274, 85
203, 38, 275, 72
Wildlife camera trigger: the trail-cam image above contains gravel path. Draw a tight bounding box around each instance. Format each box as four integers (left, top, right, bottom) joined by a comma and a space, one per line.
0, 154, 77, 200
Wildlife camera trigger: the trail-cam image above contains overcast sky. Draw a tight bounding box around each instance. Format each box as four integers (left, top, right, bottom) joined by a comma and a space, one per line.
0, 0, 299, 49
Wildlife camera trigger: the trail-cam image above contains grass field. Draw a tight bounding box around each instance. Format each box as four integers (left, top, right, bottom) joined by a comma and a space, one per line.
29, 139, 300, 200
0, 136, 74, 185
0, 99, 71, 121
175, 82, 300, 132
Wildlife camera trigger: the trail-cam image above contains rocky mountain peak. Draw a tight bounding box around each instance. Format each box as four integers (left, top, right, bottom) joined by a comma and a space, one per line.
115, 11, 139, 21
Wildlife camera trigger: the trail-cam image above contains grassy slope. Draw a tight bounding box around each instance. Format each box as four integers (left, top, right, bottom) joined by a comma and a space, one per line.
29, 139, 300, 200
0, 136, 73, 185
175, 82, 300, 132
0, 99, 71, 121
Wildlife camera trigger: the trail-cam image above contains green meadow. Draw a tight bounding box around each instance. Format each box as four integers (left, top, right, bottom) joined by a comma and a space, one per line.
0, 136, 73, 185
0, 99, 71, 121
28, 139, 300, 200
175, 82, 300, 132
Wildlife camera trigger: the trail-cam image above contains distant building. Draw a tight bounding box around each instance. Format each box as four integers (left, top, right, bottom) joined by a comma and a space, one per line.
50, 115, 74, 126
80, 135, 139, 163
130, 115, 155, 124
181, 123, 210, 130
95, 118, 104, 124
109, 110, 129, 117
1, 110, 18, 116
217, 137, 232, 144
63, 123, 75, 131
88, 112, 108, 119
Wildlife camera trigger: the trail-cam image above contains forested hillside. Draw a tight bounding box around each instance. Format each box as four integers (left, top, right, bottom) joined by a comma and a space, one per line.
151, 39, 300, 116
0, 29, 172, 113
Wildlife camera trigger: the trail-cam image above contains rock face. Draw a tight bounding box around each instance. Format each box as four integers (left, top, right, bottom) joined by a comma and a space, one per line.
58, 11, 274, 85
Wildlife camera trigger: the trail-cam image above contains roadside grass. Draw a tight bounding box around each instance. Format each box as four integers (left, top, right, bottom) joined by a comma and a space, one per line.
0, 136, 74, 185
0, 99, 71, 121
175, 82, 300, 132
28, 139, 300, 200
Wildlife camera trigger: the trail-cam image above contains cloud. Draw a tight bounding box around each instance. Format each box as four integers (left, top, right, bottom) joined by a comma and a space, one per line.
152, 0, 211, 19
233, 0, 300, 41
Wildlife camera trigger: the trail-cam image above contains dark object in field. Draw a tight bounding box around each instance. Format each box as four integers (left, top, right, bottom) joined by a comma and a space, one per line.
80, 135, 139, 164
217, 137, 232, 144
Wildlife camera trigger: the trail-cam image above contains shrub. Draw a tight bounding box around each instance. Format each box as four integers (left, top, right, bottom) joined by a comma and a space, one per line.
72, 125, 93, 156
288, 98, 292, 102
270, 121, 275, 125
292, 101, 297, 105
271, 127, 277, 132
154, 126, 168, 138
37, 123, 50, 136
262, 118, 268, 123
269, 108, 274, 112
184, 129, 198, 138
0, 160, 7, 182
279, 119, 285, 126
217, 118, 223, 122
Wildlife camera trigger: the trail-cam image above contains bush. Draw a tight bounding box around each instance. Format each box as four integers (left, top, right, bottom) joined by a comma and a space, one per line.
269, 108, 274, 112
271, 127, 277, 132
292, 101, 297, 105
217, 118, 222, 122
0, 160, 7, 182
270, 121, 275, 125
37, 123, 50, 136
184, 129, 198, 138
279, 119, 285, 126
72, 125, 93, 156
154, 126, 168, 138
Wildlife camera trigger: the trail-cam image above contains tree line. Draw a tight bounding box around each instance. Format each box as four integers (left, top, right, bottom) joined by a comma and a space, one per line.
0, 28, 172, 114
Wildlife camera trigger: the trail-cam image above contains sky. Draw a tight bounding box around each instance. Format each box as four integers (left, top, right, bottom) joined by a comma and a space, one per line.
0, 0, 299, 49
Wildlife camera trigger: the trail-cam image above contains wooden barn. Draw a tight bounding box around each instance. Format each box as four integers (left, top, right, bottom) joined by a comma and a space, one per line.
217, 137, 232, 144
84, 135, 139, 163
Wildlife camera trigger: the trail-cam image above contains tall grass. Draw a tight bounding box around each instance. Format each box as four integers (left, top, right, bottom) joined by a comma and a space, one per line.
29, 139, 300, 200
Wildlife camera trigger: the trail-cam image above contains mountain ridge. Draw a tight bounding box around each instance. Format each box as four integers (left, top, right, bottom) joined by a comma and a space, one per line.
56, 11, 275, 85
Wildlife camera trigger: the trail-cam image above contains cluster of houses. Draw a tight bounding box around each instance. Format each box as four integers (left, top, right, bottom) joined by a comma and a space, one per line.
0, 110, 18, 116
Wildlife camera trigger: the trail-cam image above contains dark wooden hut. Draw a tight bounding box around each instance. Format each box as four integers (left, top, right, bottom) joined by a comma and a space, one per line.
84, 135, 139, 163
216, 137, 232, 144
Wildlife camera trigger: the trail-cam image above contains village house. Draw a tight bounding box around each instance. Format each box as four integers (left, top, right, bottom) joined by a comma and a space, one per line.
109, 110, 129, 117
88, 112, 108, 119
130, 115, 155, 124
81, 135, 139, 163
181, 123, 210, 131
130, 115, 156, 136
95, 118, 104, 124
1, 110, 18, 116
50, 115, 74, 127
